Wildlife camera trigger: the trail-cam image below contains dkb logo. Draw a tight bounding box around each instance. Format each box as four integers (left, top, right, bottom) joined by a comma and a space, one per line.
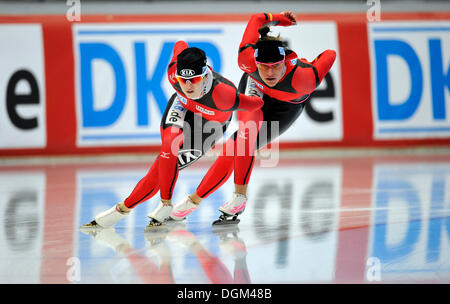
73, 25, 223, 147
369, 22, 450, 139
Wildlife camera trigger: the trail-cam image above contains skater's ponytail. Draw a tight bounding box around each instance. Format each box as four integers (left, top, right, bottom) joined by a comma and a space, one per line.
257, 26, 281, 43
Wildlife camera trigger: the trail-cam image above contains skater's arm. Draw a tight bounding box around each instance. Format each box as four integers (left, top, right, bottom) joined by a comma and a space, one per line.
170, 40, 189, 64
239, 12, 296, 50
311, 49, 336, 84
292, 49, 336, 94
212, 83, 263, 112
236, 93, 264, 112
168, 41, 189, 86
238, 12, 296, 73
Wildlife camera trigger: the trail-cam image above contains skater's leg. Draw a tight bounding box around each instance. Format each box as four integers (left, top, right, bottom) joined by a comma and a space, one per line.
195, 136, 236, 200
234, 184, 248, 197
226, 96, 305, 204
81, 156, 163, 229
146, 126, 184, 227
123, 124, 184, 210
234, 109, 263, 191
155, 92, 186, 205
159, 126, 184, 204
194, 73, 256, 202
211, 109, 262, 224
211, 110, 264, 225
231, 73, 264, 197
123, 158, 160, 209
81, 161, 160, 228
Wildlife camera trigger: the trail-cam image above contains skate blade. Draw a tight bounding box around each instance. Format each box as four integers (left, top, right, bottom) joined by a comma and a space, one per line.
212, 218, 240, 226
79, 220, 103, 232
144, 221, 168, 233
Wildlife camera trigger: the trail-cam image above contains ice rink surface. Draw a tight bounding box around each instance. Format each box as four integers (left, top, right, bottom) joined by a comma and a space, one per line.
0, 149, 449, 284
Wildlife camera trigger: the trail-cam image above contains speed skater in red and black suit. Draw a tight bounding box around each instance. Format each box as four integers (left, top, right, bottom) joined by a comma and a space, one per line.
80, 40, 264, 231
169, 11, 336, 226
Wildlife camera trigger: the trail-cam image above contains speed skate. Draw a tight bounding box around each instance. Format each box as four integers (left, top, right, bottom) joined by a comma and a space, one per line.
212, 193, 247, 226
145, 200, 173, 232
212, 212, 242, 226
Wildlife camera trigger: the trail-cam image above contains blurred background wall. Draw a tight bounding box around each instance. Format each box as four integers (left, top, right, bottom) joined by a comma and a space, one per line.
0, 1, 449, 156
1, 0, 449, 14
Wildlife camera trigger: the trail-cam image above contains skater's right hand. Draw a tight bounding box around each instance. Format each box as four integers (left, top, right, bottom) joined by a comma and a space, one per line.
278, 11, 296, 26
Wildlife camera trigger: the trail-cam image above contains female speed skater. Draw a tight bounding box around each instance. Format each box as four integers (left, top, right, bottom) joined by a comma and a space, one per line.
81, 40, 264, 231
167, 11, 337, 225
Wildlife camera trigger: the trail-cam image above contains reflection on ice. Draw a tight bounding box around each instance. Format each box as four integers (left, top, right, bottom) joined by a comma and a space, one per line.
79, 223, 249, 284
0, 154, 449, 283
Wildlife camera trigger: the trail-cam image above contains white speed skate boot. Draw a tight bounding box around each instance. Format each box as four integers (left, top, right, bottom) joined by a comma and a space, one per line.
212, 193, 247, 226
80, 203, 130, 230
145, 201, 173, 232
169, 196, 199, 221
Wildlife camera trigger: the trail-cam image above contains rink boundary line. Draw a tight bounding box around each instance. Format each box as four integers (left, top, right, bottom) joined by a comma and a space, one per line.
294, 207, 450, 213
1, 146, 450, 167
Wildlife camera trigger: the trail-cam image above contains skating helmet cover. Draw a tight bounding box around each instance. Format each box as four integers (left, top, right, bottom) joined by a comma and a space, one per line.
177, 47, 207, 78
254, 39, 285, 63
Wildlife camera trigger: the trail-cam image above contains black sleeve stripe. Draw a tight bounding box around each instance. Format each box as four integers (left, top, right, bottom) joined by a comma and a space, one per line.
264, 13, 269, 20
238, 43, 255, 54
230, 93, 240, 111
311, 66, 320, 88
168, 61, 176, 70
